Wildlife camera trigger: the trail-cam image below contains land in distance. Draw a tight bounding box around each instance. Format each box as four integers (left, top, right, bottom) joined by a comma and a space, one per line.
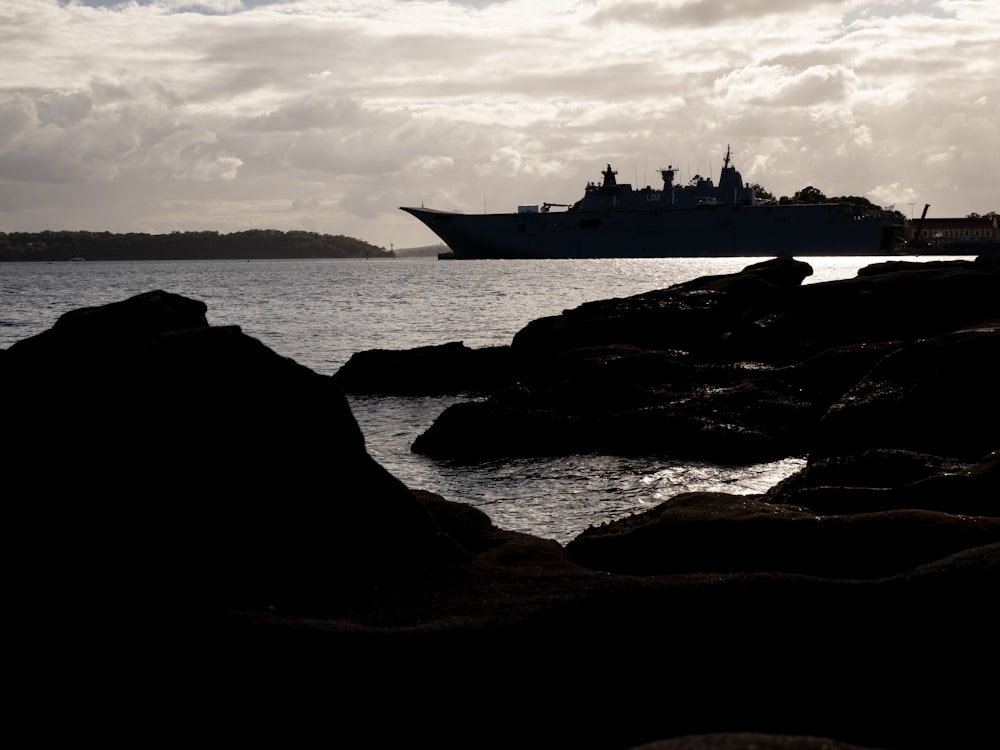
0, 229, 392, 262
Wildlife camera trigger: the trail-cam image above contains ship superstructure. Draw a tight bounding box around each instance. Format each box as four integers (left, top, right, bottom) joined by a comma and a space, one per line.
401, 146, 902, 259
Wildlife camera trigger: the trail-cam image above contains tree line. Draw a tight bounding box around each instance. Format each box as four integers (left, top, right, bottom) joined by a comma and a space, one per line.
749, 183, 997, 222
0, 229, 394, 262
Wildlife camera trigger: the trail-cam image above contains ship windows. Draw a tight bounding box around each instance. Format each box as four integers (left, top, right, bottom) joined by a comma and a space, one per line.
579, 218, 603, 230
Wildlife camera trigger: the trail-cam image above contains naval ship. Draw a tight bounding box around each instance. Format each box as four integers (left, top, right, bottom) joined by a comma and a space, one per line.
400, 147, 904, 259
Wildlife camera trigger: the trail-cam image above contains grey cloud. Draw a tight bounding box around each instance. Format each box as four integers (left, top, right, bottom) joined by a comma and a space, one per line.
0, 98, 34, 146
590, 0, 847, 28
0, 75, 245, 185
759, 49, 846, 70
194, 20, 366, 71
282, 124, 406, 175
0, 121, 140, 184
247, 97, 374, 131
337, 184, 400, 220
145, 128, 244, 181
35, 90, 93, 127
763, 66, 855, 108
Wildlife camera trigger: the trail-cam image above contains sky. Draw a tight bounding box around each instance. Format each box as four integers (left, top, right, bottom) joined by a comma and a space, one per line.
2, 0, 998, 249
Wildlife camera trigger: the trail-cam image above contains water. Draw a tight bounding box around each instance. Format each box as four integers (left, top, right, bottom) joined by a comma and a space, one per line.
0, 255, 965, 542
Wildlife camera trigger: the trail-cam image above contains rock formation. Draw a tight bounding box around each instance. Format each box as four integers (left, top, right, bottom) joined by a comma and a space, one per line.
373, 256, 1000, 464
4, 258, 998, 749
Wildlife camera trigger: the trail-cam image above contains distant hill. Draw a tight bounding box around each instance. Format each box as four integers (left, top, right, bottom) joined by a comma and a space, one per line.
0, 230, 393, 261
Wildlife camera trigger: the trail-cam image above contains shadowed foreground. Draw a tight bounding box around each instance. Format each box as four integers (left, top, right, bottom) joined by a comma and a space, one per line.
3, 258, 997, 748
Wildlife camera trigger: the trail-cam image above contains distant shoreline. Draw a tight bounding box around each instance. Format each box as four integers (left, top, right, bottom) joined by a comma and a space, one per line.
0, 229, 401, 262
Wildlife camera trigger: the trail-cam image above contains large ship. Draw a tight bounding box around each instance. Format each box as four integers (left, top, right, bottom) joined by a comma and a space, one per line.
401, 146, 904, 259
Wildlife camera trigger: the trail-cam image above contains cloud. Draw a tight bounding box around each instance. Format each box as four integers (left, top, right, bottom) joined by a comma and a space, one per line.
35, 90, 93, 127
1, 0, 998, 246
712, 65, 859, 109
589, 0, 848, 28
0, 77, 243, 185
148, 129, 244, 180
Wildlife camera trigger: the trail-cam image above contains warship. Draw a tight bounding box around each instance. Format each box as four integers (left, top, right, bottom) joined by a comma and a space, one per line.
401, 146, 903, 259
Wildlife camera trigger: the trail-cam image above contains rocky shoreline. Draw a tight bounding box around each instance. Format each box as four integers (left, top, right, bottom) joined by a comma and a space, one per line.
4, 257, 997, 748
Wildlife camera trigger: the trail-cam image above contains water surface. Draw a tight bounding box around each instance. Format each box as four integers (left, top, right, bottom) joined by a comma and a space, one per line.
1, 255, 965, 541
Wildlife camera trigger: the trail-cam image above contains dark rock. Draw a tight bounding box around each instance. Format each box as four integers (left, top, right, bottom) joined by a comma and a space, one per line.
629, 734, 887, 750
397, 256, 1000, 463
765, 449, 999, 516
5, 281, 998, 750
509, 257, 814, 363
565, 490, 1000, 578
4, 290, 465, 608
814, 327, 1000, 461
5, 288, 212, 364
334, 340, 517, 394
411, 387, 790, 463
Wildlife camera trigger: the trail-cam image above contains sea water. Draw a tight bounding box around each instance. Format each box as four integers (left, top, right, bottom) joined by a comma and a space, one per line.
0, 255, 965, 542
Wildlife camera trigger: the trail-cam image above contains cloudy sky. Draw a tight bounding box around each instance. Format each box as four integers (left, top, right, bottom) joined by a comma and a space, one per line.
2, 0, 998, 249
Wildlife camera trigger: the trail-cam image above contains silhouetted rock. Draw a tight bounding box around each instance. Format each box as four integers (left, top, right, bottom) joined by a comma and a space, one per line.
565, 490, 999, 578
334, 340, 516, 394
814, 327, 1000, 461
397, 256, 1000, 463
4, 290, 465, 608
629, 734, 888, 750
4, 276, 998, 750
761, 448, 999, 515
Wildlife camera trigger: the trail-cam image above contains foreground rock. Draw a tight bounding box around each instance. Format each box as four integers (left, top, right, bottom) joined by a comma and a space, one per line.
4, 291, 463, 606
337, 256, 1000, 464
3, 284, 997, 749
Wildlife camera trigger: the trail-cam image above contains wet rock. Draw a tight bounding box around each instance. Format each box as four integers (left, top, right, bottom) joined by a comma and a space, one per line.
565, 490, 999, 578
509, 257, 813, 363
402, 256, 1000, 463
814, 327, 1000, 461
334, 340, 516, 394
764, 449, 999, 516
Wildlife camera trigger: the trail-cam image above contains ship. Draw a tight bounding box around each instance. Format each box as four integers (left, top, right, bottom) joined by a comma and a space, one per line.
400, 146, 904, 259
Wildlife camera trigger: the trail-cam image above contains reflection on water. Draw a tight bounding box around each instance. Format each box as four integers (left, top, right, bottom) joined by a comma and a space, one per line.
350, 394, 805, 544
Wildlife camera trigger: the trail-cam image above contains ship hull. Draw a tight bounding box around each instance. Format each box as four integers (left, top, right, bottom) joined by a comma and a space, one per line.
401, 204, 901, 259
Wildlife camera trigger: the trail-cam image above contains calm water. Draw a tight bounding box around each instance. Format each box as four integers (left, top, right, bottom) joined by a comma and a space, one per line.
0, 255, 965, 542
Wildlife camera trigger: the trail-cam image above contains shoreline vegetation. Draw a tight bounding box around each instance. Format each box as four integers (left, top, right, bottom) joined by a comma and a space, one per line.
0, 229, 408, 262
